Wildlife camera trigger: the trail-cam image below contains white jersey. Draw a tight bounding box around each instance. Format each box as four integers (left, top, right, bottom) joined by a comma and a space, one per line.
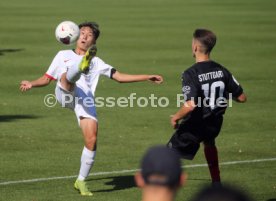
45, 50, 114, 95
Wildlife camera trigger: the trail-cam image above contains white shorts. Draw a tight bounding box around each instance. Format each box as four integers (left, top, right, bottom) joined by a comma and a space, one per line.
55, 85, 98, 124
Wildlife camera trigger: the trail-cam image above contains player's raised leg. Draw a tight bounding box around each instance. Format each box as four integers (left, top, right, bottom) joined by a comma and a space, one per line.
74, 117, 98, 196
60, 45, 97, 91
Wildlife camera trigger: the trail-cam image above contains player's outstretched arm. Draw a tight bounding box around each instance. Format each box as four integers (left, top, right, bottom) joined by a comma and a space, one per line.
170, 100, 196, 129
20, 75, 52, 92
112, 71, 163, 84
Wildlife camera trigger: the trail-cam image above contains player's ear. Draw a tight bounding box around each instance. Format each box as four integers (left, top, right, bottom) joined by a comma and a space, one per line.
192, 39, 198, 53
194, 44, 198, 53
135, 172, 145, 188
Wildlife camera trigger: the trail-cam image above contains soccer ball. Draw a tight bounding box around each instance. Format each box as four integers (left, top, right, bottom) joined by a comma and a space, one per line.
55, 21, 80, 45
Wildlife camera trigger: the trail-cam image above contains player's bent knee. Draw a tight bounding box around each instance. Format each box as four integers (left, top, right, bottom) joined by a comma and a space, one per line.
87, 135, 97, 144
85, 136, 97, 148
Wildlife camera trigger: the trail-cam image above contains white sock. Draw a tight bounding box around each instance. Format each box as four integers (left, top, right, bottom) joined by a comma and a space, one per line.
77, 146, 96, 181
66, 63, 82, 83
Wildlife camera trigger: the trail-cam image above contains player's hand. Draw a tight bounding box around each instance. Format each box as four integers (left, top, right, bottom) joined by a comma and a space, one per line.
170, 115, 179, 129
20, 80, 32, 92
148, 75, 163, 84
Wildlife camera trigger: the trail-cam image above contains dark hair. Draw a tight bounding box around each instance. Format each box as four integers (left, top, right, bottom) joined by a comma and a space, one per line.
193, 29, 216, 54
191, 185, 253, 201
79, 22, 100, 40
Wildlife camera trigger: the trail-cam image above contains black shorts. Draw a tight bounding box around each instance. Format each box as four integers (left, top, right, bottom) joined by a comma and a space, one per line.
167, 116, 223, 160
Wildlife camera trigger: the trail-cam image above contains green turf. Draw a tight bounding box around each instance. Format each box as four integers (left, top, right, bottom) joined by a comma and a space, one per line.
0, 0, 276, 200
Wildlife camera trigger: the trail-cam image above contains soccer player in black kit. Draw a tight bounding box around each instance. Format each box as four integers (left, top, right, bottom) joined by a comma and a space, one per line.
167, 29, 247, 186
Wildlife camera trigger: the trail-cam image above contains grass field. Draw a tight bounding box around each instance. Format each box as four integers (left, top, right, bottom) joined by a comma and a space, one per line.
0, 0, 276, 200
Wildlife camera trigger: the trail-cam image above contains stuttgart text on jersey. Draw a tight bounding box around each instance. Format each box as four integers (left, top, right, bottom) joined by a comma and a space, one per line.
198, 71, 223, 82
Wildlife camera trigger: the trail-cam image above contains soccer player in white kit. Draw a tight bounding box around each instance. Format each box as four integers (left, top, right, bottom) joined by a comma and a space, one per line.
20, 22, 163, 196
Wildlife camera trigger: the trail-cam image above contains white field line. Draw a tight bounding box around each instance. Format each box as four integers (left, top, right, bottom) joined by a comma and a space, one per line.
0, 157, 275, 186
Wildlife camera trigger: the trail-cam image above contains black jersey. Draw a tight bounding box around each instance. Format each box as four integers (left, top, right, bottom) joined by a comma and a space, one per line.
181, 61, 243, 122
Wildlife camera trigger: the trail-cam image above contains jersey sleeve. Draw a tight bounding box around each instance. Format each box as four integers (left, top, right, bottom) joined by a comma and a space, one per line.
93, 57, 116, 79
45, 52, 62, 81
224, 69, 243, 98
182, 71, 198, 101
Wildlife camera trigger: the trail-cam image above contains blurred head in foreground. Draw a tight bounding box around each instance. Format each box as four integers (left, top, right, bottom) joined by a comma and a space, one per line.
135, 145, 187, 201
191, 185, 253, 201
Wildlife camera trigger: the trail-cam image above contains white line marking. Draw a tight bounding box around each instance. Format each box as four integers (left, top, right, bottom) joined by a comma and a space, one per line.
0, 158, 275, 186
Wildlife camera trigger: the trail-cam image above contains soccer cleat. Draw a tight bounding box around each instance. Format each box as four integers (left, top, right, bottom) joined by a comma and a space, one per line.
79, 45, 97, 73
74, 179, 93, 196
